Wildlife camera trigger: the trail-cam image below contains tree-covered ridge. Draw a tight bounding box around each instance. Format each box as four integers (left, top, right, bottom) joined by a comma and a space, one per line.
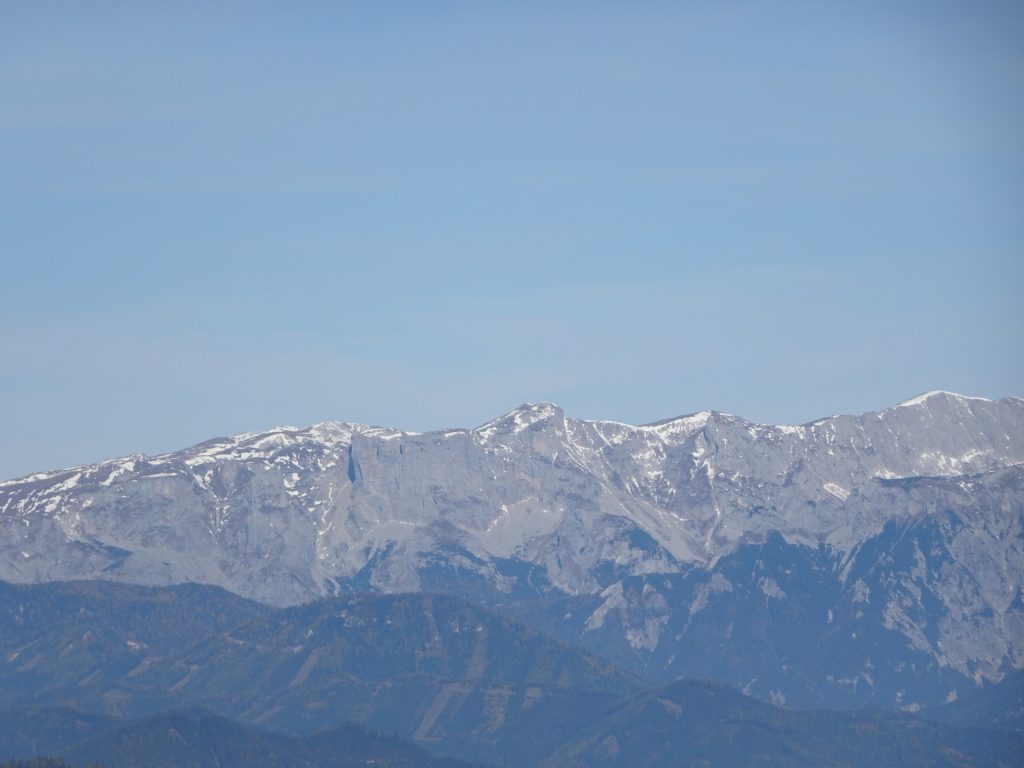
543, 679, 1024, 768
0, 710, 478, 767
0, 581, 641, 766
62, 709, 477, 768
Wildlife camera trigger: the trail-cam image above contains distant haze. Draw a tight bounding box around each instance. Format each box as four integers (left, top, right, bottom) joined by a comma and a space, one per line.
1, 1, 1022, 480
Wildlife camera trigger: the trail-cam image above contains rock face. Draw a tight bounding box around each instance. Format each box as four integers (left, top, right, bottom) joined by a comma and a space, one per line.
1, 391, 1022, 709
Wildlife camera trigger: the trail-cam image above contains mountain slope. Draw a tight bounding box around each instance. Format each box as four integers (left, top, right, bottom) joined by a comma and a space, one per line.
0, 580, 270, 710
927, 668, 1024, 733
0, 707, 118, 762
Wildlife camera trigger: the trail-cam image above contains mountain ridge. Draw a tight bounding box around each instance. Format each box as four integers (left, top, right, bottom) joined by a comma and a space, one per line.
3, 391, 1019, 486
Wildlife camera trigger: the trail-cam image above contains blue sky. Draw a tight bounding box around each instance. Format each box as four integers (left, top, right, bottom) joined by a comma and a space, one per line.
2, 1, 1022, 478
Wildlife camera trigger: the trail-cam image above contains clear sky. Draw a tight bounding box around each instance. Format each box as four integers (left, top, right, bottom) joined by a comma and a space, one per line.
2, 1, 1022, 479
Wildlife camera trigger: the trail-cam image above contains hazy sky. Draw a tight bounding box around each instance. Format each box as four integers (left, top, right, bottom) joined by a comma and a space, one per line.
2, 1, 1022, 479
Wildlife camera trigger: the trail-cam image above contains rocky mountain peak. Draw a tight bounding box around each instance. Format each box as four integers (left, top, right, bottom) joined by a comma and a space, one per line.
473, 402, 565, 439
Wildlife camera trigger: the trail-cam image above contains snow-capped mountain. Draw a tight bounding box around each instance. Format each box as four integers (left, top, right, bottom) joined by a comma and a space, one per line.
2, 391, 1022, 709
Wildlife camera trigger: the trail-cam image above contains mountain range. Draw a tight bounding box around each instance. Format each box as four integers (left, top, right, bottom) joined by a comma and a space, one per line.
1, 391, 1022, 712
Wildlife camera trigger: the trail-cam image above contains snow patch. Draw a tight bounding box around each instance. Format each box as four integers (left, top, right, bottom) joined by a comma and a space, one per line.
890, 391, 990, 409
759, 577, 787, 600
640, 411, 712, 442
823, 482, 850, 501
